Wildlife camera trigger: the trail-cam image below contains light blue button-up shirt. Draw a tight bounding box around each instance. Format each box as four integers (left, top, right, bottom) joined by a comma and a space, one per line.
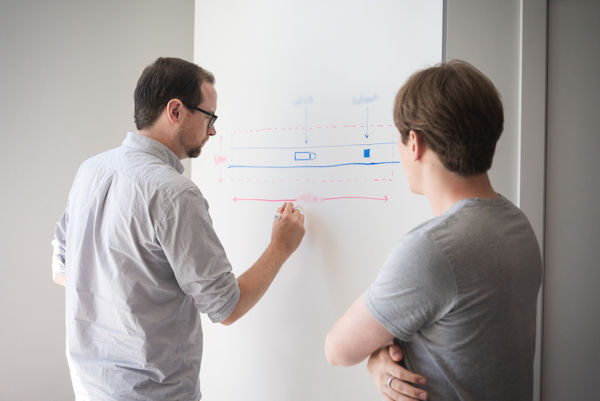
52, 132, 240, 400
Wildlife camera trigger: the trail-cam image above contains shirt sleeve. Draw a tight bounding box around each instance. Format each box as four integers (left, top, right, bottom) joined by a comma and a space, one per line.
51, 207, 68, 277
365, 232, 457, 341
155, 186, 240, 323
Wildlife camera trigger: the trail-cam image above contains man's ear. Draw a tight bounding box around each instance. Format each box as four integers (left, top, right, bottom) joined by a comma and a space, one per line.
166, 99, 183, 125
409, 130, 426, 161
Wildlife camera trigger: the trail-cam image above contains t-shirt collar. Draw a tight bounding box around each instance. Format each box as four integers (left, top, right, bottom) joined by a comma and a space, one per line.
122, 131, 184, 174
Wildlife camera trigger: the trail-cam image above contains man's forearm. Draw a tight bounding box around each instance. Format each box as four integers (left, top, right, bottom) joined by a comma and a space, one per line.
325, 294, 395, 366
221, 244, 290, 325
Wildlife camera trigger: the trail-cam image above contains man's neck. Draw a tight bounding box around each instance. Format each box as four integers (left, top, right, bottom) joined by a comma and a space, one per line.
139, 125, 183, 159
424, 170, 498, 216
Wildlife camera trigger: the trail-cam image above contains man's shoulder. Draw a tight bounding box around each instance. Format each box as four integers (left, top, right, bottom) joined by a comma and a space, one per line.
398, 197, 529, 260
78, 146, 119, 169
407, 197, 540, 275
412, 196, 525, 236
70, 147, 120, 187
77, 145, 200, 201
155, 170, 200, 201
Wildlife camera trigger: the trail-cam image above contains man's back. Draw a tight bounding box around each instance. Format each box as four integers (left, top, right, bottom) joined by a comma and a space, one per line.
53, 57, 306, 400
57, 133, 239, 400
366, 196, 542, 400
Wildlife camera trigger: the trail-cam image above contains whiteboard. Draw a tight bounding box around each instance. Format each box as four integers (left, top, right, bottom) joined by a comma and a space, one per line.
193, 1, 443, 399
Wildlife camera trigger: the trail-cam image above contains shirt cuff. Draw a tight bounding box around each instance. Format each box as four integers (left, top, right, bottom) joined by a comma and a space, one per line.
51, 238, 66, 275
207, 281, 241, 323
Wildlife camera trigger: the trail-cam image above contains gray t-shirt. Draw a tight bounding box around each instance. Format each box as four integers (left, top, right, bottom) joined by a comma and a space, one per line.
366, 196, 541, 401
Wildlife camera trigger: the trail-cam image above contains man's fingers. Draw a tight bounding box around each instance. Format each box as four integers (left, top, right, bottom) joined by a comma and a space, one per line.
283, 202, 295, 214
388, 376, 427, 400
381, 382, 419, 401
388, 344, 403, 361
389, 364, 426, 386
380, 391, 396, 401
368, 345, 427, 401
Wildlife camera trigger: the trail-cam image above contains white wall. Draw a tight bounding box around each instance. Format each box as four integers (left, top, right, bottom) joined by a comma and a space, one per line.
0, 1, 193, 399
193, 2, 443, 400
543, 0, 600, 399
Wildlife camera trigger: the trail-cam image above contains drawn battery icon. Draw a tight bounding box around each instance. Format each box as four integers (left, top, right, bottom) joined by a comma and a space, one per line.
294, 151, 317, 161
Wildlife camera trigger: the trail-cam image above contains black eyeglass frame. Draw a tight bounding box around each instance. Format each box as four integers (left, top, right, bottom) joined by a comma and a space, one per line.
190, 106, 218, 129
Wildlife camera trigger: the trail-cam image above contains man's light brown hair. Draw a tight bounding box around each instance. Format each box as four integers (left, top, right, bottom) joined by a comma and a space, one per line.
394, 59, 504, 176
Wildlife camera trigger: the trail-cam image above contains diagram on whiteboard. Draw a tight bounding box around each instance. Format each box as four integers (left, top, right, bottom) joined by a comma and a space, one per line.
211, 94, 401, 204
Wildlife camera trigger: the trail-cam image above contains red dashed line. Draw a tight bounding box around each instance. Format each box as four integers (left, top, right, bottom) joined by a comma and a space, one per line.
231, 123, 395, 134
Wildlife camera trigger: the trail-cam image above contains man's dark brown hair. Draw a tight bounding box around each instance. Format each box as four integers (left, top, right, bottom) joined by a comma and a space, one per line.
394, 59, 504, 176
134, 57, 215, 130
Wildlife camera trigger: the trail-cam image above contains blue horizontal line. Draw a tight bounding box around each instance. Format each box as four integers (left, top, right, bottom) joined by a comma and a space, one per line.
230, 141, 398, 151
228, 161, 400, 169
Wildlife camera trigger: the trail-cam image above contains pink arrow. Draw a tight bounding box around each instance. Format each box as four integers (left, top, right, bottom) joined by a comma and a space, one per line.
320, 195, 389, 202
233, 197, 298, 203
232, 195, 389, 203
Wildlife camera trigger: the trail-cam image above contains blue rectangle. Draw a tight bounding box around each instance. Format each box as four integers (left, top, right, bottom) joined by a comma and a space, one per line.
363, 148, 370, 158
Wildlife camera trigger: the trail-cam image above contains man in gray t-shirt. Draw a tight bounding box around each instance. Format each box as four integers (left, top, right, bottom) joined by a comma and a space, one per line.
366, 196, 541, 400
325, 60, 542, 401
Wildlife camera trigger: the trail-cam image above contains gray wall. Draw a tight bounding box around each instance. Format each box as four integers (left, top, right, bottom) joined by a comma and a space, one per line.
543, 0, 600, 399
448, 1, 600, 399
446, 0, 521, 203
0, 1, 193, 399
446, 1, 547, 400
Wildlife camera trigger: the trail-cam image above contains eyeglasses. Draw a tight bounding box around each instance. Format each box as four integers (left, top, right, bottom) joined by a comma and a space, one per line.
191, 106, 218, 129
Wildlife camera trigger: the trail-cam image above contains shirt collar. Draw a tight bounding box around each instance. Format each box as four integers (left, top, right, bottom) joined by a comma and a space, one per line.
122, 132, 184, 174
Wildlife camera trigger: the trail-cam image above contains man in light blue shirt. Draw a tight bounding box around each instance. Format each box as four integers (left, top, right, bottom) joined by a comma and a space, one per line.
51, 57, 305, 400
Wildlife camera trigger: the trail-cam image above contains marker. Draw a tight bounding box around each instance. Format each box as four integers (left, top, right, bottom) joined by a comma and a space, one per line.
274, 212, 281, 221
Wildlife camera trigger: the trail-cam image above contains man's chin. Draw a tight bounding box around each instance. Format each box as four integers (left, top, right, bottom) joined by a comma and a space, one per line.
187, 148, 202, 158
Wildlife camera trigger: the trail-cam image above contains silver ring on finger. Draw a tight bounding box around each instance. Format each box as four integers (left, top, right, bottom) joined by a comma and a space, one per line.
386, 376, 395, 388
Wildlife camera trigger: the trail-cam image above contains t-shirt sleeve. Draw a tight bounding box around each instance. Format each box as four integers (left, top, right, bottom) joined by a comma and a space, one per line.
156, 186, 240, 323
365, 232, 457, 341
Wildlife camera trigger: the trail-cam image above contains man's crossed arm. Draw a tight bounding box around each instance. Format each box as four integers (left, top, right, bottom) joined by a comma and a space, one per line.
325, 293, 428, 401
